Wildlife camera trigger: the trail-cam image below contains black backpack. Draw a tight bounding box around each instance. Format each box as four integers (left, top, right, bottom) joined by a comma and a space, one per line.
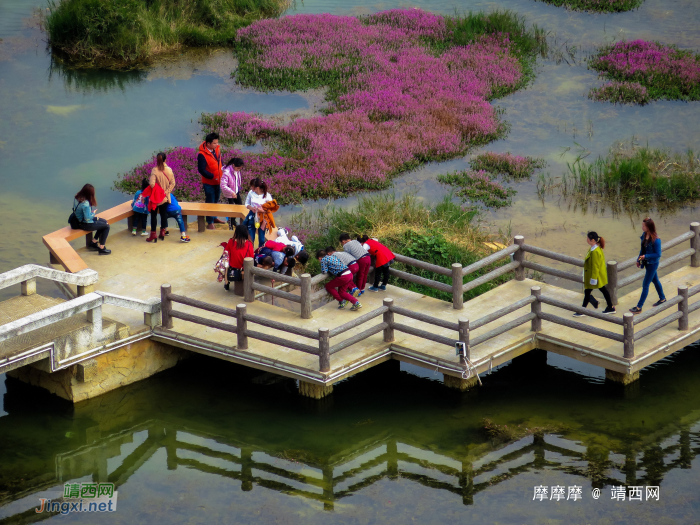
68, 201, 80, 229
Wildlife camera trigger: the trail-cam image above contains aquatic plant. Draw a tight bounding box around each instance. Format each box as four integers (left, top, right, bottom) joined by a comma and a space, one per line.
437, 170, 516, 209
589, 40, 700, 102
288, 193, 512, 301
469, 151, 546, 179
534, 0, 643, 13
558, 140, 700, 210
192, 10, 544, 203
588, 81, 650, 105
45, 0, 291, 65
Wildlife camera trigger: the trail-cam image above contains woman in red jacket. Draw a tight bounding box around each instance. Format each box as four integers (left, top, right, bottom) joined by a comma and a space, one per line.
360, 235, 395, 292
220, 225, 254, 291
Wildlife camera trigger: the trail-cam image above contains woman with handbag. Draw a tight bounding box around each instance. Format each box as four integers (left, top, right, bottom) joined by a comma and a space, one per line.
73, 184, 111, 255
220, 225, 254, 291
573, 231, 615, 316
630, 217, 666, 313
146, 152, 176, 243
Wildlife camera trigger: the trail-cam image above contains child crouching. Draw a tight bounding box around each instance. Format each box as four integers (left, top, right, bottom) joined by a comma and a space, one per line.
317, 249, 362, 311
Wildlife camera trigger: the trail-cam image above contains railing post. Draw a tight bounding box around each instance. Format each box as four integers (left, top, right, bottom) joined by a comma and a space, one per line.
77, 284, 94, 297
319, 328, 330, 373
691, 222, 700, 267
243, 257, 254, 302
300, 273, 312, 319
87, 305, 102, 342
452, 263, 464, 310
458, 318, 470, 363
514, 236, 525, 281
21, 277, 36, 296
607, 261, 618, 306
161, 284, 173, 329
143, 310, 161, 328
530, 286, 541, 332
623, 313, 634, 358
236, 304, 248, 349
678, 286, 689, 331
383, 298, 395, 342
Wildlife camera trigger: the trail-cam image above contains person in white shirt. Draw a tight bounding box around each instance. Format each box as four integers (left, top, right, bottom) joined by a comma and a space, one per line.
243, 178, 273, 247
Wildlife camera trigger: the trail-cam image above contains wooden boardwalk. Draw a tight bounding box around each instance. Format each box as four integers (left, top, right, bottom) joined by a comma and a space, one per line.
3, 204, 700, 400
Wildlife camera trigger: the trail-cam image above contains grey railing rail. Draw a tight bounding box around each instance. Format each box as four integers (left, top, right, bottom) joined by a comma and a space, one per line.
243, 258, 313, 318
0, 264, 98, 296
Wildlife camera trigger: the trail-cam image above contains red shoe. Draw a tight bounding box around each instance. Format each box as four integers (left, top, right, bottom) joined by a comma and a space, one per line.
146, 231, 158, 243
159, 228, 167, 241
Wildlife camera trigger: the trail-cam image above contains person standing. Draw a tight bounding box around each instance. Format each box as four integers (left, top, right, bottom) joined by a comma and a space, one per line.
221, 157, 243, 229
360, 235, 395, 292
573, 232, 615, 317
198, 132, 225, 229
630, 217, 666, 313
73, 184, 111, 255
146, 152, 175, 242
244, 179, 273, 247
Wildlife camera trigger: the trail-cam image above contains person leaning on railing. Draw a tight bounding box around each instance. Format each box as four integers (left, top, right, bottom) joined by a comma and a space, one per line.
574, 231, 615, 317
630, 217, 666, 313
73, 184, 111, 255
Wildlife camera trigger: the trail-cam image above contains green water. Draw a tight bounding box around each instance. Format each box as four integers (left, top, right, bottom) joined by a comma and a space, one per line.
1, 0, 700, 521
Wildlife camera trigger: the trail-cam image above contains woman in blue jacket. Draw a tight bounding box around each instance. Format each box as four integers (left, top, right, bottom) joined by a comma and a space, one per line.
630, 217, 666, 313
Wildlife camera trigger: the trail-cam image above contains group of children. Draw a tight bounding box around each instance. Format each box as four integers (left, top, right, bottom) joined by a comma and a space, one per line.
132, 178, 190, 243
315, 234, 395, 311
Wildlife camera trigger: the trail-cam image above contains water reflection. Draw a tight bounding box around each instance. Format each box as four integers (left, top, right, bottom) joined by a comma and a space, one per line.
2, 347, 700, 521
48, 59, 147, 94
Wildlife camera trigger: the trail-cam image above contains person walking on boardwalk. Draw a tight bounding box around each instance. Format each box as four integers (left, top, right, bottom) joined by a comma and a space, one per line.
198, 132, 225, 229
573, 231, 615, 317
630, 217, 666, 313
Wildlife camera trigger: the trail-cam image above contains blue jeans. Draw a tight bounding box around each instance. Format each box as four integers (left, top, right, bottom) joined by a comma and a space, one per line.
243, 211, 265, 247
637, 262, 665, 308
166, 211, 186, 233
203, 184, 220, 224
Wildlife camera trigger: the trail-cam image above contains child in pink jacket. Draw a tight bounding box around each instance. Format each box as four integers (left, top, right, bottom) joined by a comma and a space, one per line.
221, 158, 243, 229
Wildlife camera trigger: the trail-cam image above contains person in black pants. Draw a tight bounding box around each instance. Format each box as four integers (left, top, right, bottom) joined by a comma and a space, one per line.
74, 184, 111, 255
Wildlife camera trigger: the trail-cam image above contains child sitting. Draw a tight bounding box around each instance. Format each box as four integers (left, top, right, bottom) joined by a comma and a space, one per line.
325, 247, 360, 297
163, 194, 190, 243
317, 249, 362, 311
340, 233, 371, 295
131, 179, 150, 236
359, 235, 395, 292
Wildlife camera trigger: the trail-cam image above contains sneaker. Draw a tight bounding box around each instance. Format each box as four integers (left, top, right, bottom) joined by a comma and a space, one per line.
602, 306, 616, 314
98, 247, 111, 255
368, 286, 380, 292
180, 235, 191, 243
338, 300, 348, 309
572, 312, 586, 318
378, 285, 386, 291
350, 302, 363, 311
131, 228, 137, 236
359, 290, 364, 296
164, 230, 170, 236
141, 230, 148, 236
351, 287, 361, 298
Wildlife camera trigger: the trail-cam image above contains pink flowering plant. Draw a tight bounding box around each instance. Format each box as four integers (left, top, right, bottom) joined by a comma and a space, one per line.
116, 10, 545, 205
469, 151, 546, 179
535, 0, 643, 13
589, 40, 700, 102
437, 170, 516, 208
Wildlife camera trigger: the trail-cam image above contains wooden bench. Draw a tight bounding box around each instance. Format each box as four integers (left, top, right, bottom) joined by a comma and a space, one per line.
43, 201, 250, 273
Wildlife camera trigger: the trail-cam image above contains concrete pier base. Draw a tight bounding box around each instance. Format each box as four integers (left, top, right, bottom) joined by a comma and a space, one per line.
605, 369, 640, 386
298, 381, 333, 399
7, 339, 187, 402
443, 374, 478, 392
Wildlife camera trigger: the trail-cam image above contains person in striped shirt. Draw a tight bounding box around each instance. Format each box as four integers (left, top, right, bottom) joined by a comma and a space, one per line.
317, 250, 362, 311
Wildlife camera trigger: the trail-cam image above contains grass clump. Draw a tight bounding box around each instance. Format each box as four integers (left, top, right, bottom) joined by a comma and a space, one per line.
588, 81, 650, 105
469, 151, 546, 180
534, 0, 643, 13
46, 0, 290, 66
589, 40, 700, 102
437, 171, 516, 209
288, 193, 513, 302
559, 140, 700, 210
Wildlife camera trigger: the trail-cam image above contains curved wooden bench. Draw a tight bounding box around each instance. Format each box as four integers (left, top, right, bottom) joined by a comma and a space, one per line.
43, 201, 249, 273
